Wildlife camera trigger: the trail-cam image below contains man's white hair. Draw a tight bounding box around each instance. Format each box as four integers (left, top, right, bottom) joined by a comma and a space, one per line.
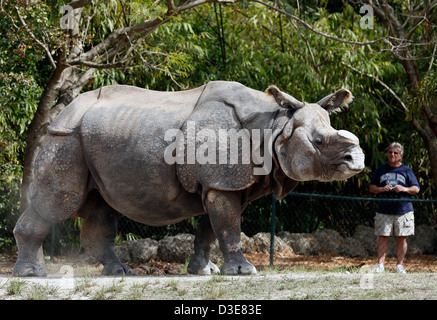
388, 142, 404, 155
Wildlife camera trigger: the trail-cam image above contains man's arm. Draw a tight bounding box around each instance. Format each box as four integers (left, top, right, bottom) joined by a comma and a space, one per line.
369, 184, 392, 194
370, 184, 420, 195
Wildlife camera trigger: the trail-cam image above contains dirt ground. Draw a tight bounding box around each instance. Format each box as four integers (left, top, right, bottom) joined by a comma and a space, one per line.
2, 251, 437, 300
250, 250, 437, 273
2, 250, 437, 276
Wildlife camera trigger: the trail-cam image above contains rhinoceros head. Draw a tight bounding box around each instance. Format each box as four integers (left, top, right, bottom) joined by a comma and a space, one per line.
267, 86, 365, 182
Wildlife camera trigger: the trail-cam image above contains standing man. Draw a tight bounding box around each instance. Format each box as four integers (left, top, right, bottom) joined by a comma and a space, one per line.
369, 142, 420, 274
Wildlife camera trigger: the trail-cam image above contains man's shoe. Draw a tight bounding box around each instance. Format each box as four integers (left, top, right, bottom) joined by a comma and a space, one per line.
395, 265, 406, 274
372, 264, 384, 273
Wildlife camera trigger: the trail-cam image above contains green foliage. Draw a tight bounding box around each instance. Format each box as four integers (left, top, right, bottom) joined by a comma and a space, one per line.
0, 4, 47, 251
407, 71, 437, 122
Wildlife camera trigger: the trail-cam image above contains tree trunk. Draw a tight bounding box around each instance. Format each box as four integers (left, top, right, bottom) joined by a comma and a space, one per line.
20, 60, 66, 213
20, 3, 96, 213
20, 61, 95, 214
412, 117, 437, 195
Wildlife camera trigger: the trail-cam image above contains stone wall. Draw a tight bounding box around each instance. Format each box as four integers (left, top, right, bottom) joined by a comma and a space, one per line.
114, 225, 437, 264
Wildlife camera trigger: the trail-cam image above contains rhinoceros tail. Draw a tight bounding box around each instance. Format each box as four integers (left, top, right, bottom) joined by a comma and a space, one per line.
48, 88, 102, 136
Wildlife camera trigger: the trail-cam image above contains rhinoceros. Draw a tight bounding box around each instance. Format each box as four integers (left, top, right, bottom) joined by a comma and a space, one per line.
13, 81, 364, 276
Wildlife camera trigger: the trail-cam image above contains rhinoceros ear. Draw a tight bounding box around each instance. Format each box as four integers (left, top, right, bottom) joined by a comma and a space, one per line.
317, 89, 354, 112
266, 85, 305, 110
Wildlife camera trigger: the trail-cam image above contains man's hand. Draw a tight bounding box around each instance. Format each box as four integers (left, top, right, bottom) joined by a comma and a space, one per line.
369, 184, 393, 194
393, 185, 420, 195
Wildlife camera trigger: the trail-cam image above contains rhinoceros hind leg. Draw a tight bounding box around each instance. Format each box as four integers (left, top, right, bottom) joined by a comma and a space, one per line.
101, 262, 135, 276
79, 190, 135, 276
12, 205, 51, 277
187, 215, 220, 275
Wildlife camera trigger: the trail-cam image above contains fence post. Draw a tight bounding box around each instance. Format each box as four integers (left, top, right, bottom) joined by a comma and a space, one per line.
270, 194, 277, 267
50, 223, 55, 262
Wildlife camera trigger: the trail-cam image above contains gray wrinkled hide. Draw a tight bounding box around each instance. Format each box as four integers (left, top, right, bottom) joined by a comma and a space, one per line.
13, 81, 364, 277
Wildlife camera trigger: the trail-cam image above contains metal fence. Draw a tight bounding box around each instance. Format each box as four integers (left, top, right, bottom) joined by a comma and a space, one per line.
47, 192, 437, 273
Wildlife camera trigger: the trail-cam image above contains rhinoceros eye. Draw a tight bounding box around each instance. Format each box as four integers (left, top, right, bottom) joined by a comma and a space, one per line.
314, 137, 323, 146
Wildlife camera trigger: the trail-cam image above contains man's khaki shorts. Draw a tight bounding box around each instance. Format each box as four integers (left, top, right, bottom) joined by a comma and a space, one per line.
374, 211, 415, 237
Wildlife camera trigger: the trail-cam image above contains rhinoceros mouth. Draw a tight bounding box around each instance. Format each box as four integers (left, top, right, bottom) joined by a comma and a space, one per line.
327, 147, 364, 178
338, 151, 365, 173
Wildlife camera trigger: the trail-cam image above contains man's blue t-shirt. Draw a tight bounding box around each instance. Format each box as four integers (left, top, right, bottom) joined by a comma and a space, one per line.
370, 163, 420, 215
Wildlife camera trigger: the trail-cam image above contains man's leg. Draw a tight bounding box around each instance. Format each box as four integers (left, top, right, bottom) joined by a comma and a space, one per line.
374, 212, 393, 271
377, 236, 390, 265
395, 236, 407, 265
394, 211, 414, 273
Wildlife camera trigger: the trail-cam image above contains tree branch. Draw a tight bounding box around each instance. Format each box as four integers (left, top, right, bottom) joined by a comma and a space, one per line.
15, 6, 57, 69
78, 0, 233, 65
66, 58, 126, 69
428, 40, 437, 75
341, 61, 408, 113
68, 0, 92, 9
253, 0, 386, 46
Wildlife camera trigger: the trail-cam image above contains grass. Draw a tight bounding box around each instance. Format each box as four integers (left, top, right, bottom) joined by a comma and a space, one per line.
125, 282, 149, 300
92, 279, 125, 300
2, 265, 437, 300
73, 276, 97, 297
25, 283, 59, 300
5, 277, 27, 296
2, 277, 59, 300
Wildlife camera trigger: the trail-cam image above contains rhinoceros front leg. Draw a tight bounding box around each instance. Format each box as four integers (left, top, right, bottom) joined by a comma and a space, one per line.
204, 190, 256, 275
13, 204, 51, 277
79, 191, 135, 276
187, 215, 220, 275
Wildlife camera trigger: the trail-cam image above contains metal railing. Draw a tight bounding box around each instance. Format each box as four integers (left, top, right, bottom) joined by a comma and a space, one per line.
47, 192, 437, 272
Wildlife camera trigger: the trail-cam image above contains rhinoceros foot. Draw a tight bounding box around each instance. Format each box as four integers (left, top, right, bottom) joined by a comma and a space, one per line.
101, 262, 136, 276
188, 260, 220, 275
220, 261, 257, 275
12, 263, 47, 277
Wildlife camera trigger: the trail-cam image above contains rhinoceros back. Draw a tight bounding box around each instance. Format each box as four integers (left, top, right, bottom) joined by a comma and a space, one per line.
48, 85, 206, 136
48, 88, 102, 135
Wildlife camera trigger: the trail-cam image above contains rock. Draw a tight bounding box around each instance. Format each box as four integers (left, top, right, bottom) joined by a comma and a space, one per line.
158, 233, 194, 263
272, 235, 293, 253
241, 232, 255, 253
130, 238, 159, 262
163, 264, 182, 275
210, 240, 223, 261
250, 232, 292, 254
352, 225, 377, 256
313, 229, 343, 253
114, 238, 159, 263
338, 237, 368, 258
278, 232, 319, 255
352, 223, 437, 256
314, 228, 367, 258
114, 242, 131, 262
408, 225, 437, 254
